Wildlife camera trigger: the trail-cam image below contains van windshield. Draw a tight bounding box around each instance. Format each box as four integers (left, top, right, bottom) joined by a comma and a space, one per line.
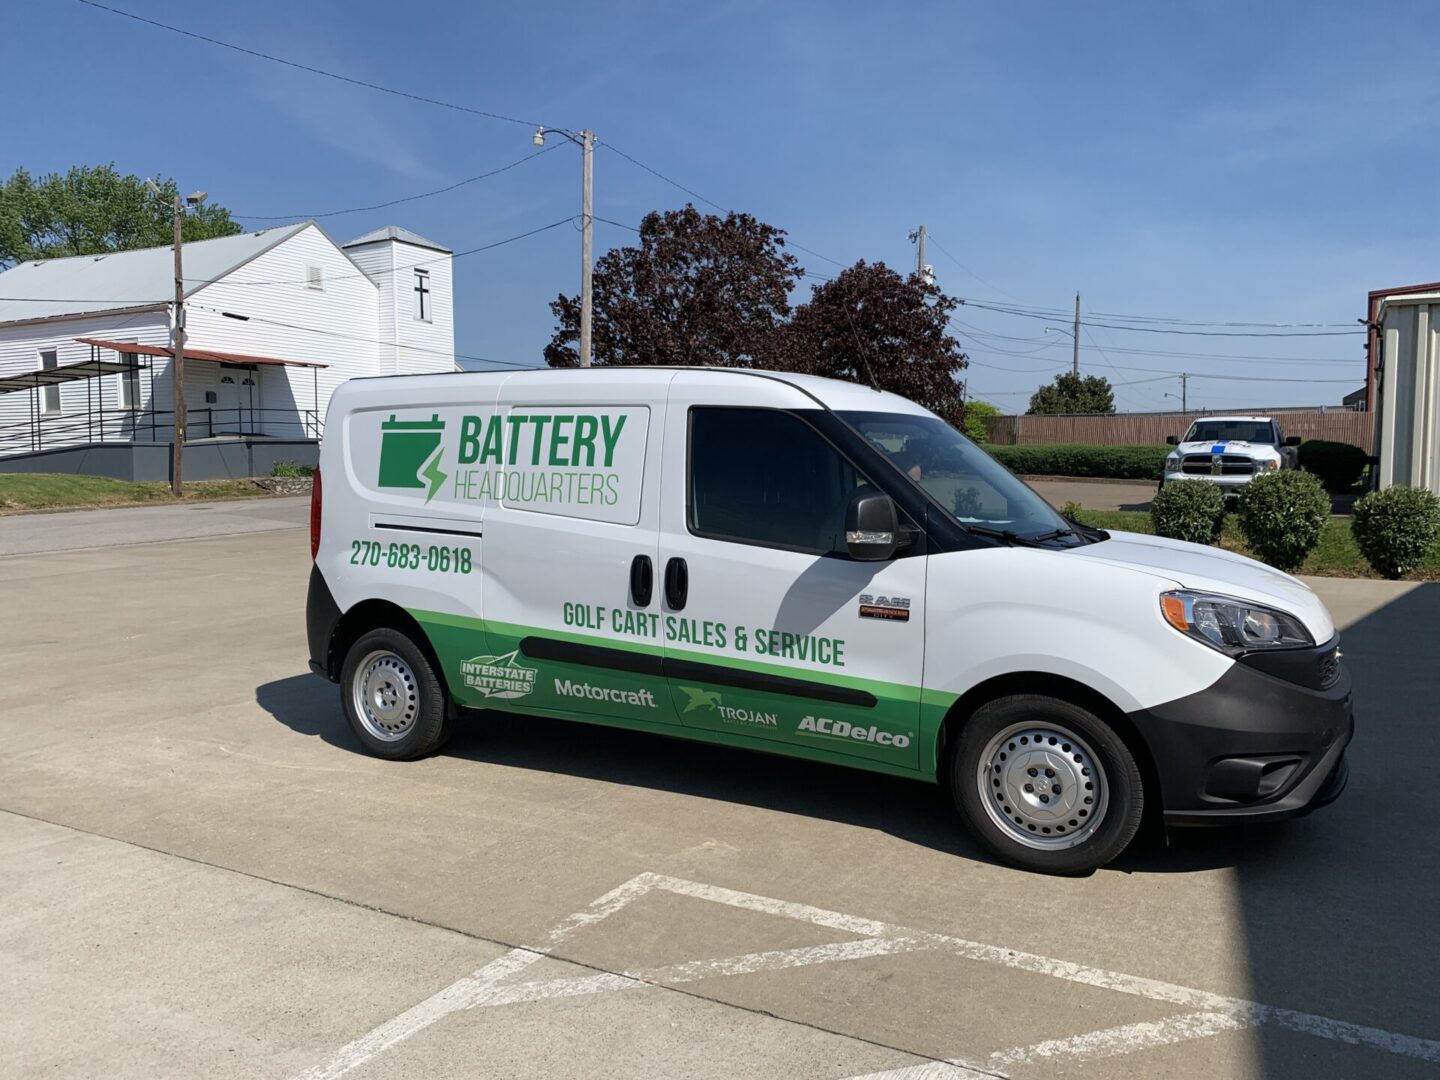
839, 411, 1079, 541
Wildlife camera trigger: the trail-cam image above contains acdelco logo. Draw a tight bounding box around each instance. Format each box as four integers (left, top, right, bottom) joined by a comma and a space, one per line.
798, 715, 910, 749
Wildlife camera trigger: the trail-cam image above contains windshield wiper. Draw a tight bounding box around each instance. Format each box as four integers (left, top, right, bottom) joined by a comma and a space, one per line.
966, 524, 1077, 548
965, 524, 1046, 548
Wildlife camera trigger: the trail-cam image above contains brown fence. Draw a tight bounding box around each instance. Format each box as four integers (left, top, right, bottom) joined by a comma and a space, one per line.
982, 410, 1374, 453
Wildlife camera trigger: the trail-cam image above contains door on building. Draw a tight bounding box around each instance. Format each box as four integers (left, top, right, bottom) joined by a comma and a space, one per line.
655, 371, 927, 770
216, 370, 245, 433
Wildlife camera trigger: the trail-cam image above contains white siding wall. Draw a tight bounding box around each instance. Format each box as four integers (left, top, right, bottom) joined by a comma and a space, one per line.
342, 239, 455, 375
344, 243, 397, 373
185, 224, 381, 437
0, 311, 171, 452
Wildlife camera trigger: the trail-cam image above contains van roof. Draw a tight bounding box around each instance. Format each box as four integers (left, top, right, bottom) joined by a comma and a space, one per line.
349, 366, 936, 415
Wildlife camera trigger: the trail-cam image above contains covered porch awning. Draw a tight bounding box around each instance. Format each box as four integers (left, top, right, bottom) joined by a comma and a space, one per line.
75, 337, 329, 369
0, 358, 141, 395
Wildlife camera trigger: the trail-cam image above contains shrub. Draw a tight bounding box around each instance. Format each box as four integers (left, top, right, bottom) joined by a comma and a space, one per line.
1235, 470, 1330, 571
1150, 480, 1226, 545
984, 443, 1170, 480
1351, 486, 1440, 579
1298, 440, 1368, 492
962, 400, 1002, 444
271, 461, 315, 479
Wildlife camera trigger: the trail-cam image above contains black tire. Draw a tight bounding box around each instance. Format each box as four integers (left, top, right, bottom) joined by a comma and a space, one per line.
951, 694, 1144, 875
340, 627, 451, 760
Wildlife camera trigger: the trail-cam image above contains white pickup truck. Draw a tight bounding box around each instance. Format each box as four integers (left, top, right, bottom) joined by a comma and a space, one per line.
1161, 415, 1301, 494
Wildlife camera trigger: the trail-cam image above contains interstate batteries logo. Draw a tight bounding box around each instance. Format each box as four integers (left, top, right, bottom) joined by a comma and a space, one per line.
459, 651, 537, 699
679, 687, 779, 727
797, 715, 910, 749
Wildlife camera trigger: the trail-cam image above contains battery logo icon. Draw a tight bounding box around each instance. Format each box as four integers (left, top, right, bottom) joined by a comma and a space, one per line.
378, 414, 445, 489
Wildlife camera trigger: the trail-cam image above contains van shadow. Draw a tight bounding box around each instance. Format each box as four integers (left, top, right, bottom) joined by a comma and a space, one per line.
256, 673, 1004, 867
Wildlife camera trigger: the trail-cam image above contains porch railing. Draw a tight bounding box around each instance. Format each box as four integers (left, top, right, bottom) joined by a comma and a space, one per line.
0, 407, 323, 457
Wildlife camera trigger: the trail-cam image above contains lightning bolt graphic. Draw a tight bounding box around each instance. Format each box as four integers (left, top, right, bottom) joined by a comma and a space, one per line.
420, 445, 447, 504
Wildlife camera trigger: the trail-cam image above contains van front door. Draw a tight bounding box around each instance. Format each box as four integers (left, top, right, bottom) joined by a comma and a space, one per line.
476, 372, 681, 729
656, 374, 925, 770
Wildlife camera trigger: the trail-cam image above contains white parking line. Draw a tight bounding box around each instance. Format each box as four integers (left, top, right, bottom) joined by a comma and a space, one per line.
290, 872, 1440, 1080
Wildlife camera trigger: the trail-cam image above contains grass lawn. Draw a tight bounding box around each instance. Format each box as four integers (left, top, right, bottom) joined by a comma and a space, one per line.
0, 473, 281, 513
1070, 508, 1440, 582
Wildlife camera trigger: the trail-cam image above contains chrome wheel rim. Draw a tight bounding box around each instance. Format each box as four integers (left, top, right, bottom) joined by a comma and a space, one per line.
977, 721, 1109, 850
351, 650, 419, 742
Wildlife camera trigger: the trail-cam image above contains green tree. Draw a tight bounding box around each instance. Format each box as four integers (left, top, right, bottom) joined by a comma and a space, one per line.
961, 398, 1002, 443
0, 164, 241, 268
780, 260, 968, 425
1026, 372, 1115, 415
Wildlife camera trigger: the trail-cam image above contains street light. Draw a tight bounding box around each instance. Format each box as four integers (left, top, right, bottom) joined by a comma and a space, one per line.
533, 126, 596, 367
145, 179, 208, 495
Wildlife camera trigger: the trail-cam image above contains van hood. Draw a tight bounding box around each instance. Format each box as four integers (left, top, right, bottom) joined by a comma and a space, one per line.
1066, 530, 1335, 642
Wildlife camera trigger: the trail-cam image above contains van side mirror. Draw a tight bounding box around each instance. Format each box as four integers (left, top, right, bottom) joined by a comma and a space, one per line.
1283, 436, 1301, 447
1166, 435, 1179, 446
845, 492, 900, 561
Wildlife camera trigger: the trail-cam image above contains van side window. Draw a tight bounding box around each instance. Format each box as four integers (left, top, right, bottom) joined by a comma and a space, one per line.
688, 407, 864, 554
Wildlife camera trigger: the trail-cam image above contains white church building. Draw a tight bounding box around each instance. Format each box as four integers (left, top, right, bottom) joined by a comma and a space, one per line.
0, 222, 454, 480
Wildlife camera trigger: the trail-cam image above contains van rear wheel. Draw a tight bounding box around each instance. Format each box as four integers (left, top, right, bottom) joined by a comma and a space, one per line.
951, 695, 1143, 875
341, 628, 450, 760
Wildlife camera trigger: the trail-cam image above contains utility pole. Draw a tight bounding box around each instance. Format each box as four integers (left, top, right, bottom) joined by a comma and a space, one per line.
532, 126, 595, 365
1072, 291, 1081, 376
908, 225, 931, 284
171, 193, 186, 495
1180, 372, 1189, 413
579, 129, 595, 368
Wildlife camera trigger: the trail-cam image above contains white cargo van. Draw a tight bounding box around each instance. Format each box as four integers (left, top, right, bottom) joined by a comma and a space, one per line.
306, 369, 1351, 874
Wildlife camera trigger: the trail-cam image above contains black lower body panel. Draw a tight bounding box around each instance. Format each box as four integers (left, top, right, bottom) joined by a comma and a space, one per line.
306, 564, 342, 683
1127, 641, 1353, 825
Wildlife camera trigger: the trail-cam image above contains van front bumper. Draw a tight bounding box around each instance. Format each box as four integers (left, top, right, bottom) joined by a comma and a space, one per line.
1126, 639, 1353, 825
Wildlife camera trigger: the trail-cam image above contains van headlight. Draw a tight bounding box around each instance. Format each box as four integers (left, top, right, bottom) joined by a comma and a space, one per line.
1160, 591, 1312, 654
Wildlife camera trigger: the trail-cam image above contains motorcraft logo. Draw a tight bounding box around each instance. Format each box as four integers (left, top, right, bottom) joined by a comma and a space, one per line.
460, 651, 537, 700
798, 715, 910, 749
679, 686, 778, 727
555, 678, 658, 708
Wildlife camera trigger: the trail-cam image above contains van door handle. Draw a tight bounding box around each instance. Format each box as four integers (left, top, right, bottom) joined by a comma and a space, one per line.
664, 557, 688, 611
630, 554, 653, 607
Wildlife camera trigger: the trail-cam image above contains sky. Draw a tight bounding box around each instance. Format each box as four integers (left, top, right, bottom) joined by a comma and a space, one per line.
5, 0, 1437, 412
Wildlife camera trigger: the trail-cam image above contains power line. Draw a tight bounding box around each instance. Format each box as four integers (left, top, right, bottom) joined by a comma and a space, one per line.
954, 294, 1359, 329
960, 298, 1363, 337
183, 216, 577, 288
598, 142, 726, 213
926, 235, 1020, 302
188, 303, 541, 369
232, 144, 563, 220
73, 0, 541, 128
954, 324, 1363, 364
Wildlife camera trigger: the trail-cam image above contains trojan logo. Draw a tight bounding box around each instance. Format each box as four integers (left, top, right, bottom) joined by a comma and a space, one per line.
378, 414, 447, 503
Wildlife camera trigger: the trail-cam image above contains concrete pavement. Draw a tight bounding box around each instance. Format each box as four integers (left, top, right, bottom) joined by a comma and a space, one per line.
1, 511, 1436, 1078
0, 495, 308, 556
1028, 478, 1157, 513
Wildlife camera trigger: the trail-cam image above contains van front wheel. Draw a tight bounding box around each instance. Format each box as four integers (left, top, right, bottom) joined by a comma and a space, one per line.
951, 695, 1143, 875
341, 628, 450, 760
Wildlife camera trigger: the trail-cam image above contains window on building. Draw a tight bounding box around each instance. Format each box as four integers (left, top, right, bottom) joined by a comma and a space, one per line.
414, 269, 431, 322
305, 264, 324, 290
688, 407, 867, 555
118, 351, 140, 410
39, 349, 60, 414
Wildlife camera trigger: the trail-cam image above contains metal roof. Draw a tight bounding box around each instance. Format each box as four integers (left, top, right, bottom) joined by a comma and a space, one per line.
0, 358, 140, 395
341, 225, 451, 254
76, 337, 327, 368
0, 223, 310, 326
